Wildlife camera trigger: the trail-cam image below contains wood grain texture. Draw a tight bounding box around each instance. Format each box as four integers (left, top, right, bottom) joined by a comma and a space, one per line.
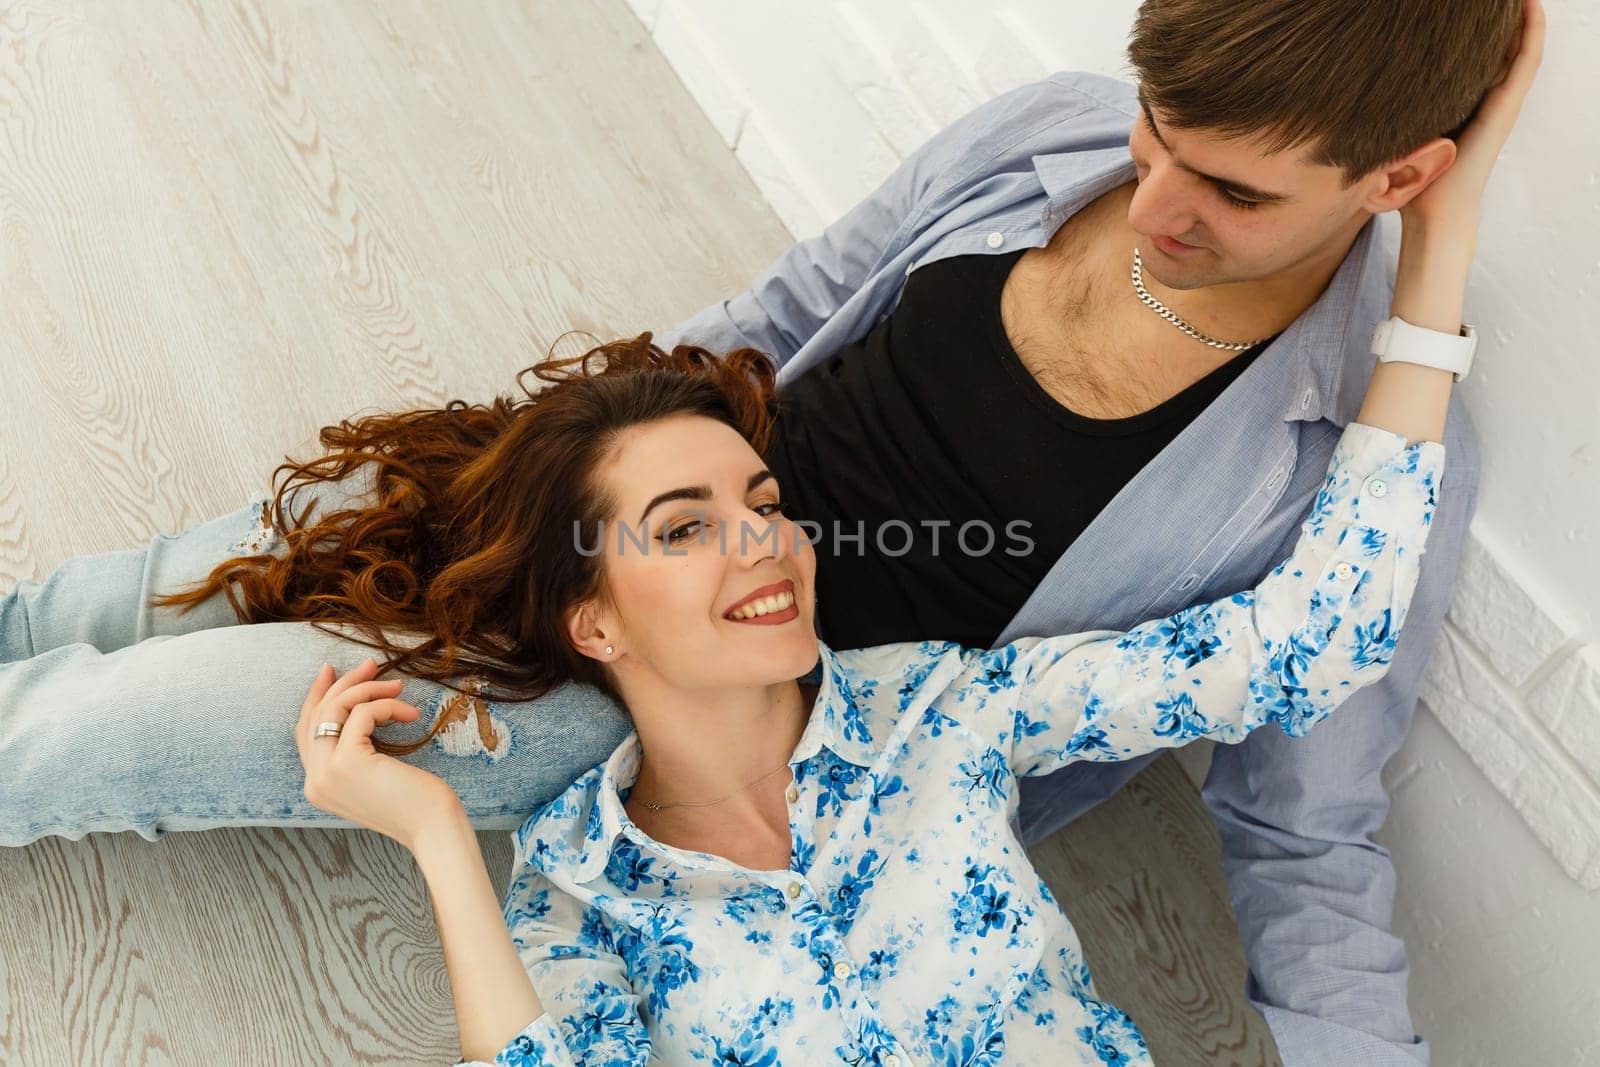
1, 1, 1277, 1063
1032, 756, 1284, 1067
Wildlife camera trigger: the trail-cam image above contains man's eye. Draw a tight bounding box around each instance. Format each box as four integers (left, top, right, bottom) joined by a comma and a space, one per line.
1219, 188, 1263, 210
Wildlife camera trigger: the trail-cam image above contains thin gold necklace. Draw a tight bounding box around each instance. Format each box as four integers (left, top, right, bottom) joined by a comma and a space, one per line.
633, 762, 793, 814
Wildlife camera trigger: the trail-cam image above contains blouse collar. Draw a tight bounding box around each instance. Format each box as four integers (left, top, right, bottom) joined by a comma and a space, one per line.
547, 638, 953, 885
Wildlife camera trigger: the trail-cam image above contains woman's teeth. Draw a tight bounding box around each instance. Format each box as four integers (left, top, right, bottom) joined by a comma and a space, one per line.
728, 589, 795, 620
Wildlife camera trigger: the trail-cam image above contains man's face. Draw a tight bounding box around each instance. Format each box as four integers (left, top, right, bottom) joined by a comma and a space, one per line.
1126, 91, 1378, 290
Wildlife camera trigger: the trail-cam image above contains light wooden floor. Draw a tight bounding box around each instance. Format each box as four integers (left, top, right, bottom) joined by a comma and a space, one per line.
0, 1, 1279, 1063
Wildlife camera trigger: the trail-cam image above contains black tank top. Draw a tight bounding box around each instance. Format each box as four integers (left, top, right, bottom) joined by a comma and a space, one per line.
762, 248, 1267, 652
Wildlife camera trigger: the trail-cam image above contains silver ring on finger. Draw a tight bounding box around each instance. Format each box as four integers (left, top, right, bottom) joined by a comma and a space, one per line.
314, 721, 344, 739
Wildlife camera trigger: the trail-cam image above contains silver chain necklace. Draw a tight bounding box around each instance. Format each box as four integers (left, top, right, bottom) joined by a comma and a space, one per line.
1130, 247, 1267, 352
634, 762, 792, 813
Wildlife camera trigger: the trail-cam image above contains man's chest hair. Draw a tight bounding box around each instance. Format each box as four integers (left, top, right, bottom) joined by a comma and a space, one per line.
1001, 235, 1226, 421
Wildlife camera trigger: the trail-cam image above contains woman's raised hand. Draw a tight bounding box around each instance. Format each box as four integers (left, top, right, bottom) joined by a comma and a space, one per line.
1403, 0, 1545, 238
294, 657, 465, 851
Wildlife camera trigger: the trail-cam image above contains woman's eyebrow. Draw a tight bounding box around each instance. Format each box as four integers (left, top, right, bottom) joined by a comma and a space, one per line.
638, 470, 776, 524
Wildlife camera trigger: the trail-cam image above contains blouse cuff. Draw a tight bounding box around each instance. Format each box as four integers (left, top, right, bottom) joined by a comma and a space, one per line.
453, 1013, 566, 1067
1304, 421, 1445, 548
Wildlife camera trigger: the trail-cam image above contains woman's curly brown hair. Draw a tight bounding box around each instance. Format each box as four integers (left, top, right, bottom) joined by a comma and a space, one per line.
147, 332, 779, 755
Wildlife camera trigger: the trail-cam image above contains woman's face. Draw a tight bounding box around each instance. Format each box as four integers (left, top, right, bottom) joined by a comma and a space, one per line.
577, 413, 820, 691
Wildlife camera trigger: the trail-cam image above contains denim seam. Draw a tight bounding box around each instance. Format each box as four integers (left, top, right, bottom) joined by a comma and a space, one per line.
22, 805, 535, 834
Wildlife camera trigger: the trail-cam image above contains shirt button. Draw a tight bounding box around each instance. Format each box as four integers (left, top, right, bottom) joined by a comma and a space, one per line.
885, 1057, 901, 1067
986, 231, 1005, 248
786, 881, 803, 899
833, 961, 852, 980
785, 784, 799, 804
1333, 561, 1356, 580
1367, 477, 1390, 498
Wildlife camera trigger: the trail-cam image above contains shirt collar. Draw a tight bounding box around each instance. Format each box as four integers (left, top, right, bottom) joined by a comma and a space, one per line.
1029, 145, 1391, 429
790, 637, 880, 767
558, 639, 876, 885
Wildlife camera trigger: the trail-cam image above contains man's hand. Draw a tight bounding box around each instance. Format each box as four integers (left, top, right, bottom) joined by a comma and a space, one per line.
294, 656, 465, 851
1403, 0, 1545, 237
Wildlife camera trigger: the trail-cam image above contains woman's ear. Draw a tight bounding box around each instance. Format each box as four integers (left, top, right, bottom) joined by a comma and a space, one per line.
564, 600, 618, 663
1364, 137, 1459, 213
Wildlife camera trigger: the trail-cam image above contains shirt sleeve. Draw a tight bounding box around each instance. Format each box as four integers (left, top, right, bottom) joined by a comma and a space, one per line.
453, 863, 653, 1066
1200, 404, 1480, 1066
652, 76, 1079, 369
945, 421, 1445, 778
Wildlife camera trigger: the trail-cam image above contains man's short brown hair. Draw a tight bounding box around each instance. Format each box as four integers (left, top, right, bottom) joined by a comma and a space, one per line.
1128, 0, 1524, 184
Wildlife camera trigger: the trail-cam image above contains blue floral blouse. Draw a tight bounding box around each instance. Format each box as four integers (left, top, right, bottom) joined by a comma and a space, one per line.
458, 422, 1443, 1067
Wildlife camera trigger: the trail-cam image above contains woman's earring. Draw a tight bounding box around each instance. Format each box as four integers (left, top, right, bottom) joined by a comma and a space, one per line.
604, 645, 614, 656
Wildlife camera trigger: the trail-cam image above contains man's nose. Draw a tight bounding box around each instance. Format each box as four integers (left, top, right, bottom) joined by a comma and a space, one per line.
1127, 163, 1198, 238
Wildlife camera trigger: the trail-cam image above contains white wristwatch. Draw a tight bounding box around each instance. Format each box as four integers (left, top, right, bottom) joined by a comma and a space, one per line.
1370, 315, 1478, 382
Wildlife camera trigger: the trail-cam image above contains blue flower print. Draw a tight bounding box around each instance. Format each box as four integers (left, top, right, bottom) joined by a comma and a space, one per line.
950, 862, 1013, 938
860, 942, 902, 986
922, 706, 963, 736
704, 1030, 779, 1067
1349, 609, 1396, 669
1137, 602, 1224, 668
1065, 725, 1112, 756
504, 882, 551, 933
556, 981, 654, 1061
973, 650, 1018, 694
829, 849, 887, 933
899, 643, 952, 705
612, 903, 702, 1016
810, 947, 847, 1011
957, 748, 1009, 805
577, 905, 617, 954
584, 797, 608, 845
1014, 705, 1052, 741
863, 772, 905, 835
1013, 964, 1058, 1030
1072, 996, 1149, 1067
605, 839, 657, 891
751, 995, 794, 1032
838, 695, 873, 745
810, 752, 864, 818
923, 992, 959, 1044
1075, 1024, 1135, 1067
922, 1014, 1005, 1067
1357, 526, 1389, 558
1152, 691, 1208, 739
828, 659, 878, 743
790, 835, 817, 876
835, 1016, 902, 1066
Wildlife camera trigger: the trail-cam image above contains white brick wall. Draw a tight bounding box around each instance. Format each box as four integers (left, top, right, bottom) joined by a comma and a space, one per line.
1421, 536, 1600, 888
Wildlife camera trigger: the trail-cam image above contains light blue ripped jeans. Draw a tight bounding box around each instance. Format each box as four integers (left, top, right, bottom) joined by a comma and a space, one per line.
0, 473, 634, 847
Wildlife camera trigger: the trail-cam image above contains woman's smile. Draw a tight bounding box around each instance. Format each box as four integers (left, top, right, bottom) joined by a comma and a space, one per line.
723, 579, 799, 624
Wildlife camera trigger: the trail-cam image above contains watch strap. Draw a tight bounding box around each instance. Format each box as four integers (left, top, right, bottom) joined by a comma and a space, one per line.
1370, 316, 1477, 382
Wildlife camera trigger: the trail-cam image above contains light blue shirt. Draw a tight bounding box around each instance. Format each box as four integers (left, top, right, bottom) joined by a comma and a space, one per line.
461, 423, 1444, 1066
653, 72, 1477, 1064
